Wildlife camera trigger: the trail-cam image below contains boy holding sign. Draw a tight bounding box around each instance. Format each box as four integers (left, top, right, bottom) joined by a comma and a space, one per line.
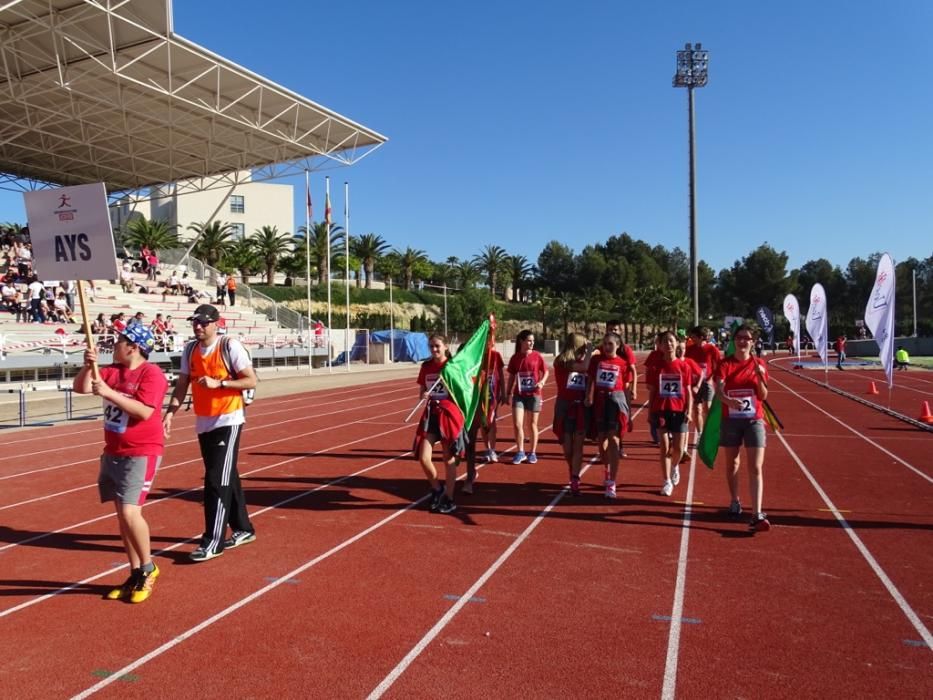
73, 324, 167, 602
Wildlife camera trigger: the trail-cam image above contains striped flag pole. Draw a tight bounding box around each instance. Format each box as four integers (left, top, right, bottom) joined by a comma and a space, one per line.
325, 176, 332, 373
305, 169, 313, 376
344, 181, 351, 373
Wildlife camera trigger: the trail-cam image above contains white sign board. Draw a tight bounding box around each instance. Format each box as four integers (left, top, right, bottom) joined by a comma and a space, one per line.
23, 182, 118, 282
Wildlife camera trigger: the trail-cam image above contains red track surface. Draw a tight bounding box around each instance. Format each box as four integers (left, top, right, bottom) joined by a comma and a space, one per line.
0, 368, 930, 699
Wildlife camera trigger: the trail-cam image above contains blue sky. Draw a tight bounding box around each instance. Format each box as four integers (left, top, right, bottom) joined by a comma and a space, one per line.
2, 0, 931, 275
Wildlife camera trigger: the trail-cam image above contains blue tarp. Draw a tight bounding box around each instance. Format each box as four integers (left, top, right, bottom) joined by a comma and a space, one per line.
332, 330, 430, 365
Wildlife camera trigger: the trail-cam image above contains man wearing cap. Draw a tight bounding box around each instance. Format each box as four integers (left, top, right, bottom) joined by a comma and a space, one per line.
162, 304, 257, 561
73, 324, 167, 603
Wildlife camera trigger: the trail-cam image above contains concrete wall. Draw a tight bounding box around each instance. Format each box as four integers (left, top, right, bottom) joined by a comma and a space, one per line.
846, 336, 932, 357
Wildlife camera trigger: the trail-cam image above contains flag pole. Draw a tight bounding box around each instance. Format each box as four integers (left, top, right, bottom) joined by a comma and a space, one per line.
77, 280, 100, 382
325, 176, 332, 373
389, 277, 394, 363
305, 169, 312, 376
344, 181, 351, 373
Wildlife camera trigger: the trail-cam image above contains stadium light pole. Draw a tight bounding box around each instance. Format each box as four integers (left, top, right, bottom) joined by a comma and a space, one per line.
673, 42, 709, 327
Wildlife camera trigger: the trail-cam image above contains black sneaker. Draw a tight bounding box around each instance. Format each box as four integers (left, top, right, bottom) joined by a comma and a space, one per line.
438, 495, 457, 514
189, 546, 223, 562
428, 487, 444, 512
224, 530, 256, 549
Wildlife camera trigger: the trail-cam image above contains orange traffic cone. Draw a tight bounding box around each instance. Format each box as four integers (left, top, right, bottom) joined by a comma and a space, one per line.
867, 381, 879, 395
920, 401, 933, 424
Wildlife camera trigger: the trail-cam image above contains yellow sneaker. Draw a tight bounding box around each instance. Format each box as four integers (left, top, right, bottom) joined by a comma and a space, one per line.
129, 564, 160, 604
105, 571, 139, 601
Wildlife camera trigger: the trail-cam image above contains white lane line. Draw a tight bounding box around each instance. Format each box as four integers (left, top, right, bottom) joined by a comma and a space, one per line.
776, 430, 933, 652
772, 376, 932, 484
367, 459, 595, 700
661, 432, 698, 700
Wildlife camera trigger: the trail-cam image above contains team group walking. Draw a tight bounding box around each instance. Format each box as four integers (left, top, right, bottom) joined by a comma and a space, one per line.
78, 307, 771, 604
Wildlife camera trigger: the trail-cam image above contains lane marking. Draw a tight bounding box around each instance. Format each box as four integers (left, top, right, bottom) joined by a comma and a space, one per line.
661, 432, 698, 700
776, 431, 933, 653
653, 614, 701, 625
443, 594, 486, 604
772, 376, 932, 484
367, 458, 597, 700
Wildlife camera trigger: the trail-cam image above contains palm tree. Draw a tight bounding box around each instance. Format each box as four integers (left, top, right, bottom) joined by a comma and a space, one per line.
250, 225, 293, 284
223, 238, 260, 284
507, 254, 533, 302
395, 246, 428, 289
662, 289, 692, 330
351, 233, 390, 288
188, 221, 236, 266
297, 221, 344, 285
452, 259, 480, 289
122, 217, 179, 252
472, 244, 510, 297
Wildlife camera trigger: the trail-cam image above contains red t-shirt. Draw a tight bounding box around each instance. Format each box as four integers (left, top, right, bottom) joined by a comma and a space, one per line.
682, 357, 703, 388
99, 362, 168, 456
647, 358, 693, 412
587, 354, 631, 394
486, 350, 504, 400
644, 349, 664, 374
417, 358, 450, 401
714, 356, 768, 420
112, 318, 127, 333
684, 342, 721, 381
553, 362, 587, 401
508, 351, 546, 396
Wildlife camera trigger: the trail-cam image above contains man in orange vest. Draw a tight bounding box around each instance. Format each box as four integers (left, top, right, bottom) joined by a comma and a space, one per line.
163, 304, 258, 561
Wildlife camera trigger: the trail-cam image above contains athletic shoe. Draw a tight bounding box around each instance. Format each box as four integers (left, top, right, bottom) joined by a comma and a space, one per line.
621, 448, 628, 458
189, 546, 223, 562
671, 465, 681, 486
728, 499, 742, 517
462, 476, 475, 495
512, 451, 527, 464
605, 480, 617, 499
750, 512, 771, 532
129, 564, 160, 604
438, 495, 457, 514
660, 480, 673, 497
105, 570, 140, 601
486, 450, 499, 463
224, 530, 257, 549
527, 453, 538, 464
570, 476, 580, 496
429, 487, 444, 512
604, 466, 611, 483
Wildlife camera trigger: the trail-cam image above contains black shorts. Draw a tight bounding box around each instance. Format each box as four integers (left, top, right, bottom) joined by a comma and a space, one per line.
696, 381, 712, 403
657, 410, 689, 434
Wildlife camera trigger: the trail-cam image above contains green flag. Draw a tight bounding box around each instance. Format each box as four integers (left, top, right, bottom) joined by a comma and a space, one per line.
440, 319, 491, 428
698, 395, 722, 469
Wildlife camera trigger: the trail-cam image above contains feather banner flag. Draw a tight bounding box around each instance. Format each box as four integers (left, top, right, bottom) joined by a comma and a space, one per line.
783, 293, 801, 360
863, 253, 896, 388
806, 283, 829, 366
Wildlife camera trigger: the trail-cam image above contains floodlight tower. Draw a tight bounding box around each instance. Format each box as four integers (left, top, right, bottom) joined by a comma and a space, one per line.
673, 42, 709, 327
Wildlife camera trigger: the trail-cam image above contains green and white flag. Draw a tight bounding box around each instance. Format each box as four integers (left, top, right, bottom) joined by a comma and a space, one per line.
440, 319, 491, 429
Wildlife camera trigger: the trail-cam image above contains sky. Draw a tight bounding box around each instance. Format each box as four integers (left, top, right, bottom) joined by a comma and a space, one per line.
2, 0, 931, 275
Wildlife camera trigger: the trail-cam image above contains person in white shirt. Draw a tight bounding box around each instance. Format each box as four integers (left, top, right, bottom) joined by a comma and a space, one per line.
27, 276, 45, 322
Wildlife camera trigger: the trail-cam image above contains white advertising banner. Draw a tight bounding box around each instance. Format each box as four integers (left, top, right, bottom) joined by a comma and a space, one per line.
782, 293, 800, 357
863, 253, 896, 387
805, 283, 829, 366
23, 182, 118, 282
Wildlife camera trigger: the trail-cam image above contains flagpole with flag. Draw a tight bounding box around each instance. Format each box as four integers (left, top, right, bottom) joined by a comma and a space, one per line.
344, 181, 351, 373
325, 176, 332, 373
783, 293, 801, 368
305, 169, 313, 376
806, 283, 829, 384
440, 316, 493, 430
864, 253, 896, 395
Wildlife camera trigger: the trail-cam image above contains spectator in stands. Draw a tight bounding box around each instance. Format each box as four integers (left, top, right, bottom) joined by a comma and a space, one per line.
140, 246, 151, 273
168, 271, 184, 295
164, 315, 177, 351
127, 311, 145, 328
216, 271, 227, 305
64, 280, 77, 312
91, 312, 107, 336
187, 285, 211, 304
1, 280, 16, 310
147, 251, 159, 281
151, 313, 167, 350
120, 266, 135, 293
16, 242, 32, 278
226, 275, 237, 306
27, 275, 45, 323
112, 312, 127, 334
53, 292, 76, 323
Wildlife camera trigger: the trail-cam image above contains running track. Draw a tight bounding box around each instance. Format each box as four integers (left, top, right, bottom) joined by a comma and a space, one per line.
0, 367, 929, 698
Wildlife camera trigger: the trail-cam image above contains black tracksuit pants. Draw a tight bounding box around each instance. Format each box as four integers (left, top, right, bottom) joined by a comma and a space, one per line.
197, 424, 254, 552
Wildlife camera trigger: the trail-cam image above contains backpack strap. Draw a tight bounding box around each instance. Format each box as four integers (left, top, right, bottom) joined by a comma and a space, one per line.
183, 339, 199, 374
219, 335, 235, 379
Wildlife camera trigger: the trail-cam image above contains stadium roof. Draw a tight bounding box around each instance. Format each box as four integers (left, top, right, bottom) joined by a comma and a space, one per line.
0, 0, 387, 201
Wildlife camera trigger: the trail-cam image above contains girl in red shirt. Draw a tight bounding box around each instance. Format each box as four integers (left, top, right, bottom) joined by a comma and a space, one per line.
685, 326, 722, 433
463, 346, 506, 495
415, 334, 460, 514
714, 325, 771, 532
552, 333, 591, 495
585, 333, 632, 499
646, 331, 693, 497
506, 329, 549, 464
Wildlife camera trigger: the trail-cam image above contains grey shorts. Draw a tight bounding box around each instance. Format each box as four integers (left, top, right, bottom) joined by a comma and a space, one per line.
720, 419, 767, 448
696, 380, 713, 403
512, 395, 542, 413
98, 454, 161, 506
554, 398, 589, 436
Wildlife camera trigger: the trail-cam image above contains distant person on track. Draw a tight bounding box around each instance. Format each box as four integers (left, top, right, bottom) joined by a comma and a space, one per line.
414, 334, 463, 513
834, 335, 847, 370
552, 333, 591, 496
585, 332, 632, 499
895, 346, 910, 371
73, 324, 166, 603
714, 325, 771, 532
644, 333, 665, 445
506, 329, 549, 464
162, 304, 258, 561
645, 331, 693, 497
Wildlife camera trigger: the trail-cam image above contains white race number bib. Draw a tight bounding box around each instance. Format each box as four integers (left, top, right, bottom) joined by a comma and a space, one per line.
565, 371, 586, 392
518, 372, 536, 394
659, 373, 682, 398
102, 399, 129, 434
425, 373, 448, 400
727, 389, 757, 418
595, 364, 620, 389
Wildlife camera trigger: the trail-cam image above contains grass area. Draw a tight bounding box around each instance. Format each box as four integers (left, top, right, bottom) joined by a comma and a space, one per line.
853, 356, 933, 368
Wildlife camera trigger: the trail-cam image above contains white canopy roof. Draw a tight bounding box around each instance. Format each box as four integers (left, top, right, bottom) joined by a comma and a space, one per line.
0, 0, 387, 200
